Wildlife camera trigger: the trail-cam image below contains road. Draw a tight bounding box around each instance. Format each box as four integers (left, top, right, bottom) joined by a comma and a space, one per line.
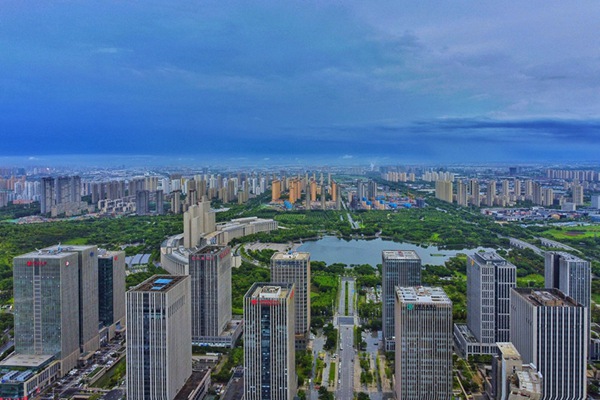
336, 277, 356, 399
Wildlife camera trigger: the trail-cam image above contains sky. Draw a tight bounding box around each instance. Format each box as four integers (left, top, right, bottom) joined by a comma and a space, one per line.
1, 1, 600, 165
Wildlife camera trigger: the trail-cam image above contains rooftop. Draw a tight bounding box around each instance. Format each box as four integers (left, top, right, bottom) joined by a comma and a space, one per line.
271, 251, 310, 261
382, 250, 420, 261
132, 275, 187, 292
497, 342, 521, 360
247, 283, 293, 300
0, 353, 54, 368
395, 286, 451, 305
194, 245, 227, 255
514, 288, 581, 307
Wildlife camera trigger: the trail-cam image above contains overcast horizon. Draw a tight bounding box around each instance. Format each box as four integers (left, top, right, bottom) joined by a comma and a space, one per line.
2, 2, 600, 163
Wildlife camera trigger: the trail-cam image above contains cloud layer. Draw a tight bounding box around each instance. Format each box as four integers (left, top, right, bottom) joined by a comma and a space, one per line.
1, 1, 599, 163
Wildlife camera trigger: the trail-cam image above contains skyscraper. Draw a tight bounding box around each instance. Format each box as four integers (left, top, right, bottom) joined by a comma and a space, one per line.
395, 286, 453, 399
510, 288, 587, 399
382, 250, 421, 351
271, 251, 311, 349
189, 246, 232, 346
544, 251, 591, 311
244, 283, 296, 400
126, 275, 191, 400
13, 248, 81, 373
98, 250, 126, 341
455, 251, 516, 356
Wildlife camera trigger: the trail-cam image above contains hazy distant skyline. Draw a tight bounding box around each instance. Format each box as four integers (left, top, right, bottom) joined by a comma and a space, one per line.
2, 2, 600, 163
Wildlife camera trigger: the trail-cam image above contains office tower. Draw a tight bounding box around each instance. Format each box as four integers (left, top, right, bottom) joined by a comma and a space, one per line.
460, 252, 516, 355
490, 343, 542, 400
271, 179, 281, 202
470, 179, 481, 207
486, 180, 496, 206
545, 252, 591, 311
189, 246, 232, 345
13, 248, 81, 373
98, 250, 126, 341
572, 182, 584, 205
155, 190, 164, 215
382, 250, 421, 351
435, 180, 453, 203
394, 286, 453, 400
456, 181, 468, 206
127, 275, 191, 400
510, 288, 587, 399
136, 190, 150, 215
271, 252, 311, 349
244, 283, 296, 400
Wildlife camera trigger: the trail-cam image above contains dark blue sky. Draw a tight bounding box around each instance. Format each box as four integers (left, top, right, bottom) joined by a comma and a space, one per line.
1, 1, 600, 164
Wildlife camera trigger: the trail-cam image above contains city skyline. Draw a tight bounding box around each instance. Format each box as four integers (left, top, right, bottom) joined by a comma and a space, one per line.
1, 2, 600, 163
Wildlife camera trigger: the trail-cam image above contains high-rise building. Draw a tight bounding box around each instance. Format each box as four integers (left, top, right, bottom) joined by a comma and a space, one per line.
456, 181, 468, 206
189, 246, 232, 346
455, 252, 516, 356
183, 197, 216, 248
545, 252, 591, 311
13, 248, 81, 373
394, 286, 453, 400
572, 183, 584, 205
470, 179, 481, 207
67, 245, 100, 354
382, 250, 421, 351
135, 190, 150, 215
155, 189, 164, 215
271, 252, 311, 349
271, 179, 281, 202
510, 288, 587, 399
126, 275, 191, 400
40, 176, 83, 216
244, 283, 296, 400
486, 180, 496, 206
98, 250, 126, 342
435, 180, 453, 203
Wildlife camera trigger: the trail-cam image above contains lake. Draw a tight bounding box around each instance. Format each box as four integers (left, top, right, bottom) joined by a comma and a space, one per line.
297, 236, 496, 266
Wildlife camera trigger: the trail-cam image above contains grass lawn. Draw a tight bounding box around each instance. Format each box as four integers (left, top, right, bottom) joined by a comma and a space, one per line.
541, 225, 600, 240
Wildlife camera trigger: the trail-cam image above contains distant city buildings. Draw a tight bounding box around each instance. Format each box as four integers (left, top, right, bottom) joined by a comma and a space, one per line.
244, 283, 296, 400
382, 250, 421, 352
41, 175, 91, 217
271, 251, 311, 349
510, 288, 588, 399
394, 286, 453, 399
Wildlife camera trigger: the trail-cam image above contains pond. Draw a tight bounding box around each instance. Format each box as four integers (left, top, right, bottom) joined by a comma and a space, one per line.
297, 236, 496, 266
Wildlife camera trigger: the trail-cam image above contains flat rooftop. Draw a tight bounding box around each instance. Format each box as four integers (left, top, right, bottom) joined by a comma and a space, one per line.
194, 245, 227, 255
248, 283, 293, 300
496, 342, 521, 359
395, 286, 451, 304
515, 288, 580, 307
0, 353, 54, 368
454, 324, 478, 343
132, 275, 187, 292
549, 251, 586, 262
98, 249, 124, 259
382, 250, 420, 261
271, 251, 310, 261
472, 251, 506, 263
173, 368, 211, 400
